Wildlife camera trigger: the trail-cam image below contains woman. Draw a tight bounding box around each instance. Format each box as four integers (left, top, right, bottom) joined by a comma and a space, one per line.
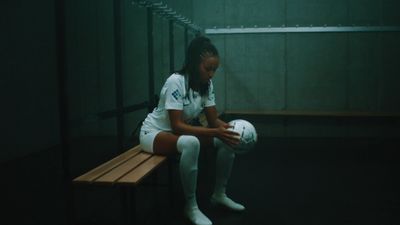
139, 36, 244, 225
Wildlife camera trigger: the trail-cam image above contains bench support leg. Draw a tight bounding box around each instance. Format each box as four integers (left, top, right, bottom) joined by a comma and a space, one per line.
122, 187, 136, 225
168, 157, 174, 208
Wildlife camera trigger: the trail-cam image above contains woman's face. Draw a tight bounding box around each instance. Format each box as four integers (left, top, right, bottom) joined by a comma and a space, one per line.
198, 56, 219, 84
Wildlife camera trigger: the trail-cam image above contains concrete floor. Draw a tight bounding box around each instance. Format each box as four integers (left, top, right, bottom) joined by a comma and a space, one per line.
1, 137, 399, 225
136, 137, 400, 225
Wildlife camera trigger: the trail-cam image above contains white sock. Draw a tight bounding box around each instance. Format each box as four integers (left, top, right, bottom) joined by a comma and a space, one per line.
211, 193, 245, 211
177, 135, 212, 225
212, 138, 245, 211
184, 205, 212, 225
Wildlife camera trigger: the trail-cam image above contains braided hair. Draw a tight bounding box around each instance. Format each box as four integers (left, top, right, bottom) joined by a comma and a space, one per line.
178, 36, 219, 96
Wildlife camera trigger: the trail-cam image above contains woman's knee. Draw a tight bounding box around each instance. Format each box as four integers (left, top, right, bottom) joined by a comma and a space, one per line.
177, 135, 200, 153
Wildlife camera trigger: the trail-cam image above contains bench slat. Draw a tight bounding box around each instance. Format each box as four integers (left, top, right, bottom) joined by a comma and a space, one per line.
73, 145, 141, 183
117, 155, 167, 185
94, 152, 152, 184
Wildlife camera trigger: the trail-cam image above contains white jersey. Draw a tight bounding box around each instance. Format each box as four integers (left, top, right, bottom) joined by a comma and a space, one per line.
142, 73, 216, 131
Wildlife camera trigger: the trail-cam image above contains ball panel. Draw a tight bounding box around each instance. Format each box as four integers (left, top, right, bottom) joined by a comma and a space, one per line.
227, 119, 257, 154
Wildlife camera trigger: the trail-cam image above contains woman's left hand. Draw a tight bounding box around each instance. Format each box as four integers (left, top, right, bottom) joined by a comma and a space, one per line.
216, 124, 241, 148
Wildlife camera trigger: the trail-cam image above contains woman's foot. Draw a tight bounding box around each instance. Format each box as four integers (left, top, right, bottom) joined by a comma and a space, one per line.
210, 193, 245, 211
184, 205, 212, 225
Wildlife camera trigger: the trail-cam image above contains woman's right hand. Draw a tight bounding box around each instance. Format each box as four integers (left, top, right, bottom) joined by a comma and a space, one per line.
215, 125, 241, 148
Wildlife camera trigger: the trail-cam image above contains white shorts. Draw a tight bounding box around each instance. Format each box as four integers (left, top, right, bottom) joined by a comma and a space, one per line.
139, 126, 163, 153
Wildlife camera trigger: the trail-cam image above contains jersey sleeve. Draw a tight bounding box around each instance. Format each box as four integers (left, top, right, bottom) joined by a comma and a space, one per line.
164, 76, 185, 110
204, 80, 216, 107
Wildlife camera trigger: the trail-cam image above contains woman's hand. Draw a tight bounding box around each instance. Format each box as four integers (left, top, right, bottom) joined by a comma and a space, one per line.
216, 124, 241, 148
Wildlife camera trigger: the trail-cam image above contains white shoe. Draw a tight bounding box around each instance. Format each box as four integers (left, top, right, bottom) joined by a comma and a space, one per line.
184, 205, 212, 225
210, 193, 245, 211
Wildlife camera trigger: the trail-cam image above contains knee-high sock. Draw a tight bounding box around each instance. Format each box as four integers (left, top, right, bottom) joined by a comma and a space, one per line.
177, 135, 212, 225
213, 138, 235, 195
212, 138, 245, 211
177, 135, 200, 208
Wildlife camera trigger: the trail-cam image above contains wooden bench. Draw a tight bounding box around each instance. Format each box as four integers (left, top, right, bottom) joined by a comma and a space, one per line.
73, 145, 169, 224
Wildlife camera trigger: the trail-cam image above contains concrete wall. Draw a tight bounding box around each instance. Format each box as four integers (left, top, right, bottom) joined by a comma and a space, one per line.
3, 0, 400, 163
194, 0, 400, 137
1, 1, 195, 222
194, 0, 400, 112
1, 0, 59, 162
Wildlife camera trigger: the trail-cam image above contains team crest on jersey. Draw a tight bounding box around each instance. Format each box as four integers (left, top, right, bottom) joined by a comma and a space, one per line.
171, 89, 181, 100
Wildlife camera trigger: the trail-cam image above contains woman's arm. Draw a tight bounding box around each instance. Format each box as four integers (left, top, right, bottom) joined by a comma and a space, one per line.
168, 109, 239, 146
203, 106, 227, 128
204, 106, 240, 146
169, 109, 218, 137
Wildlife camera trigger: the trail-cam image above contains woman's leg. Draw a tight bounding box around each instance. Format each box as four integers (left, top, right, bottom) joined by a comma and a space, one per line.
193, 136, 245, 211
211, 138, 245, 211
152, 131, 179, 155
153, 133, 212, 225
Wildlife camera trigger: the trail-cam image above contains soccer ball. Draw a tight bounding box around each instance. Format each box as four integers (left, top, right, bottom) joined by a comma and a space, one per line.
227, 119, 257, 154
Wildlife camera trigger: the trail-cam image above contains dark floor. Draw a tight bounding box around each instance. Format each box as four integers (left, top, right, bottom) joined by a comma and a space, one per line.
132, 137, 400, 225
2, 137, 400, 225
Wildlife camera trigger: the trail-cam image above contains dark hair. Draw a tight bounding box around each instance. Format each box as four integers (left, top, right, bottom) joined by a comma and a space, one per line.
178, 36, 219, 96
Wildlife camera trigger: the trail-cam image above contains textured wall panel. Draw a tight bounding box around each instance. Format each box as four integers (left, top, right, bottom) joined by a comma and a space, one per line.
286, 0, 348, 26
173, 24, 185, 71
348, 33, 381, 111
153, 17, 170, 98
380, 33, 400, 111
286, 33, 348, 110
122, 3, 148, 106
225, 0, 285, 27
1, 0, 59, 161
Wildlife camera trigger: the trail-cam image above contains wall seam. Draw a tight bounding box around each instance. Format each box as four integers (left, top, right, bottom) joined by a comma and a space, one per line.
346, 0, 350, 111
283, 0, 288, 137
284, 0, 288, 111
223, 0, 227, 112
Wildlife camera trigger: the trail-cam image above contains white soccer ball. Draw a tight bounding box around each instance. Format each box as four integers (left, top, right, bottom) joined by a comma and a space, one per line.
227, 119, 257, 154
